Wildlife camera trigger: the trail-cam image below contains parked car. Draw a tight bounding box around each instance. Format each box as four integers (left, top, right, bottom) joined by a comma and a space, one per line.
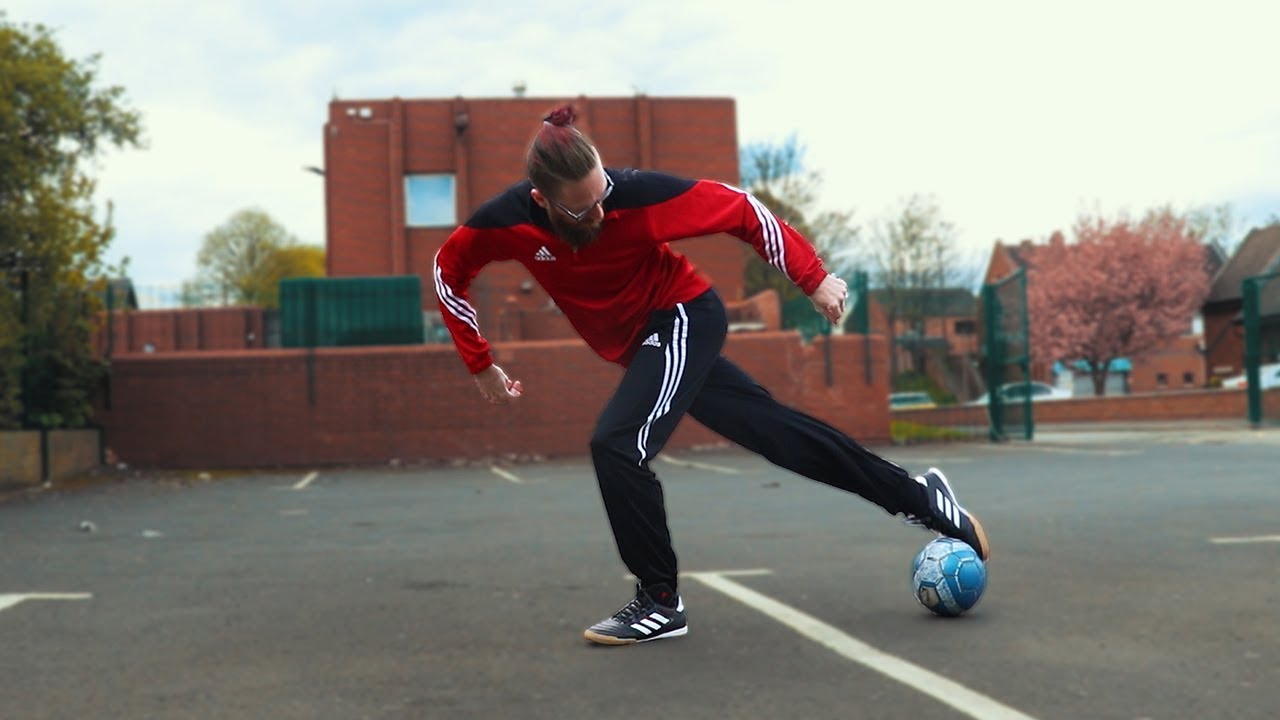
1221, 363, 1280, 391
968, 381, 1072, 406
889, 391, 936, 410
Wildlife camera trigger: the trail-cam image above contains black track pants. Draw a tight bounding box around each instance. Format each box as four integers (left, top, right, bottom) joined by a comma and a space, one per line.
590, 289, 924, 590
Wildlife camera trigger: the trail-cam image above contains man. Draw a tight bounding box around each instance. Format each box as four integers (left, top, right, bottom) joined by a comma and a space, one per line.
434, 105, 989, 646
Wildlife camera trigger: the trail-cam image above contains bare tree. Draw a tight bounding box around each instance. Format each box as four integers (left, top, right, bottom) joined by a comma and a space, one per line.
738, 134, 860, 300
867, 194, 973, 375
1185, 202, 1249, 258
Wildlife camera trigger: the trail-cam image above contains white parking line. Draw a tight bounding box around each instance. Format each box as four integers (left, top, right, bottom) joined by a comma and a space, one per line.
490, 466, 524, 484
0, 593, 92, 613
1010, 445, 1142, 457
1209, 534, 1280, 545
658, 455, 741, 474
684, 571, 1039, 720
292, 471, 318, 490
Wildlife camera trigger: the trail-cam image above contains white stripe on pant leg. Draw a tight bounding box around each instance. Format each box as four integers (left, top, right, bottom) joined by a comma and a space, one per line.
636, 341, 677, 463
656, 305, 689, 418
635, 307, 688, 464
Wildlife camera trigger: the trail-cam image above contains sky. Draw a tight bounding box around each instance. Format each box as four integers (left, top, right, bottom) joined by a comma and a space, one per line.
7, 0, 1280, 300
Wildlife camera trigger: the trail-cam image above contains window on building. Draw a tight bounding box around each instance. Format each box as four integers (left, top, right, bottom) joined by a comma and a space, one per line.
405, 174, 456, 227
1156, 373, 1168, 388
954, 319, 976, 335
1183, 371, 1195, 387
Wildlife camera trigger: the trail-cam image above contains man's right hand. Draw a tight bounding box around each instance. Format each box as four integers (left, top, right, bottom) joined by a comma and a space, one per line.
474, 364, 523, 405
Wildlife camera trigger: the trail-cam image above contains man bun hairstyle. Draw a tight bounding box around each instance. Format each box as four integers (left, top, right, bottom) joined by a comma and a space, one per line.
527, 104, 599, 196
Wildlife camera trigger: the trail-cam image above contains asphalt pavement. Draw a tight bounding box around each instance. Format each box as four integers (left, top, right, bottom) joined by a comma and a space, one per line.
2, 423, 1278, 719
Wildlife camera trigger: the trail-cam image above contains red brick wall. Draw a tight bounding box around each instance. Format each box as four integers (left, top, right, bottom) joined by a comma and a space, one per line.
325, 95, 747, 336
894, 388, 1251, 426
1266, 386, 1280, 419
96, 308, 266, 354
1127, 336, 1206, 393
95, 333, 890, 469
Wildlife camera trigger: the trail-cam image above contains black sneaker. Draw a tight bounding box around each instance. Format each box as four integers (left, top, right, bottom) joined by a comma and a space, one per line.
904, 467, 991, 561
583, 583, 687, 645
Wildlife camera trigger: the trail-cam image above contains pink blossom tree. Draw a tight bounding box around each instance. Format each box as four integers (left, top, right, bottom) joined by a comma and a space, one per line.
1026, 209, 1210, 396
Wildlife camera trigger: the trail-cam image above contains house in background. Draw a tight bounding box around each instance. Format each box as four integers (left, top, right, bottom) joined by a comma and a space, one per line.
865, 287, 982, 398
1201, 224, 1280, 381
982, 237, 1064, 387
983, 235, 1221, 395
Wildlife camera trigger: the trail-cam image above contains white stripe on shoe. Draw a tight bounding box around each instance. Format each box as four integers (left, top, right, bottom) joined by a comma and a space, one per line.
935, 490, 963, 529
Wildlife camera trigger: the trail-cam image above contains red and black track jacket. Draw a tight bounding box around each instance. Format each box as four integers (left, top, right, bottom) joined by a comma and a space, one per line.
433, 168, 829, 374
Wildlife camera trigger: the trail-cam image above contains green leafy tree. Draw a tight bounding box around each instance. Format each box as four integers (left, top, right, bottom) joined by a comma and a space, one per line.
0, 15, 143, 429
245, 244, 325, 308
186, 209, 317, 308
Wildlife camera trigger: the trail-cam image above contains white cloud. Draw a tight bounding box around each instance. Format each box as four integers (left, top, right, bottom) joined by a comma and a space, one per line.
6, 0, 1280, 294
96, 101, 323, 279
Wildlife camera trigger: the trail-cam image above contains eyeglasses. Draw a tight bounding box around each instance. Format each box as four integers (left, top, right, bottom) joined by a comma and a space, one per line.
546, 173, 613, 222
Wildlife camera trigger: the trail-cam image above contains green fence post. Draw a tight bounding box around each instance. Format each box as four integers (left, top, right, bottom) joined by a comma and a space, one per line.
40, 428, 49, 483
104, 281, 113, 411
19, 269, 30, 430
1017, 270, 1033, 441
851, 270, 869, 334
305, 280, 317, 405
981, 282, 1004, 442
848, 271, 872, 386
1243, 276, 1261, 426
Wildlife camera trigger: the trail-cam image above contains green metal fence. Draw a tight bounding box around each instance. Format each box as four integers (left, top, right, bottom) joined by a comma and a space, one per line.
279, 276, 425, 348
1242, 272, 1280, 426
846, 271, 870, 335
981, 269, 1032, 441
780, 287, 832, 344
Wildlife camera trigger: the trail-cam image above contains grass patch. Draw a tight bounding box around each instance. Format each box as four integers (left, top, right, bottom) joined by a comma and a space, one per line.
891, 420, 980, 445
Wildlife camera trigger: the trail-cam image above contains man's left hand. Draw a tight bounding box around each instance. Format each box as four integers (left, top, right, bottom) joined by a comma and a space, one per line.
810, 274, 848, 324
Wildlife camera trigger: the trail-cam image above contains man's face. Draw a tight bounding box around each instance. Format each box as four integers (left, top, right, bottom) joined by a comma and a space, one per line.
536, 163, 611, 250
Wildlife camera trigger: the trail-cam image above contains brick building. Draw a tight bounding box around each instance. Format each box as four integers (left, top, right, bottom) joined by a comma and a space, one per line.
1202, 224, 1280, 380
984, 236, 1219, 395
321, 95, 748, 340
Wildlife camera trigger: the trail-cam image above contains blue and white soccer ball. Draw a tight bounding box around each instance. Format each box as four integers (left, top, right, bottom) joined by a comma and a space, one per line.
911, 537, 987, 617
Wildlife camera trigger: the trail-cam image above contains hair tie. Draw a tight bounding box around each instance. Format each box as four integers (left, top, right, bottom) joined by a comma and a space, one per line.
543, 106, 576, 127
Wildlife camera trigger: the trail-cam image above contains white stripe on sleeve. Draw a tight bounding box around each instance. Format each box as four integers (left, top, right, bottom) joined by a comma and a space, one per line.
433, 250, 479, 333
719, 182, 788, 279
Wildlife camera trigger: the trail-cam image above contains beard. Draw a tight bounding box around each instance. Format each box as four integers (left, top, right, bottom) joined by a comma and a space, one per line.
547, 212, 603, 250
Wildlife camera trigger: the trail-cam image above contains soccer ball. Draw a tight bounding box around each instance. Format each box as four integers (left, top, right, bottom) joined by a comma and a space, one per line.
911, 537, 987, 617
